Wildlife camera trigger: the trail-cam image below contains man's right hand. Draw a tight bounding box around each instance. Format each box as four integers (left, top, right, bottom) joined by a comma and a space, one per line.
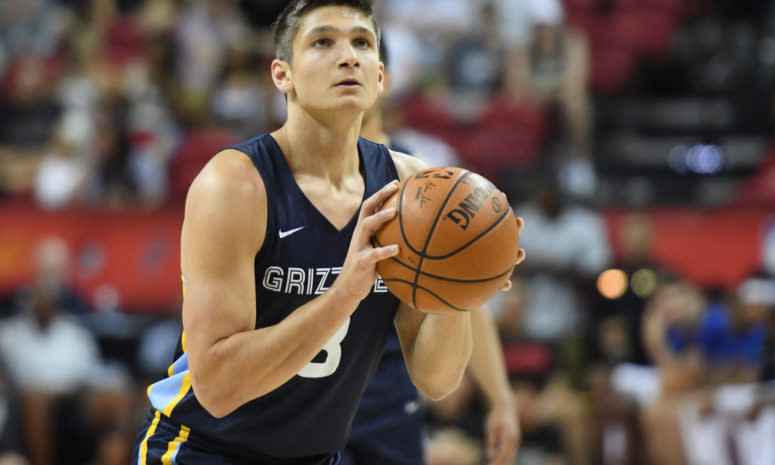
334, 180, 400, 303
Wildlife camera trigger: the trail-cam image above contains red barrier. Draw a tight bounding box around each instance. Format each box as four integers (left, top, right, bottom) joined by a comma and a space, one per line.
0, 205, 772, 313
605, 207, 774, 288
0, 206, 184, 313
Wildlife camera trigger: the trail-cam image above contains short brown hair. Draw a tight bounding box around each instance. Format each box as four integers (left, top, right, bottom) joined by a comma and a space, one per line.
272, 0, 381, 63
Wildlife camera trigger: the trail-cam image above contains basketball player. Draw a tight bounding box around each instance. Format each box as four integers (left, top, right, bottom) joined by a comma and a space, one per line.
132, 2, 525, 465
343, 41, 520, 465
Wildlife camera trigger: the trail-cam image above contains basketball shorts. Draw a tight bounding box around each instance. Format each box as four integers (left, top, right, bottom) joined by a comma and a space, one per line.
132, 410, 340, 465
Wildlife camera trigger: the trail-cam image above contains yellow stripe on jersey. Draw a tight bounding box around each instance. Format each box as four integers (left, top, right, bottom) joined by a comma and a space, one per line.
162, 371, 191, 417
160, 424, 191, 465
181, 331, 187, 352
139, 410, 161, 465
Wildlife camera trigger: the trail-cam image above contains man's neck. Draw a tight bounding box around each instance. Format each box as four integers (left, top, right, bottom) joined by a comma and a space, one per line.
273, 106, 365, 186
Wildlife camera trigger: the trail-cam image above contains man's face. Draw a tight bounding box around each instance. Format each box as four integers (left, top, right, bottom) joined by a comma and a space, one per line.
284, 6, 383, 113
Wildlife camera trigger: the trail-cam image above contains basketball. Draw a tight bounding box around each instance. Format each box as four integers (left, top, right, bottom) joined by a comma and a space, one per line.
373, 167, 520, 313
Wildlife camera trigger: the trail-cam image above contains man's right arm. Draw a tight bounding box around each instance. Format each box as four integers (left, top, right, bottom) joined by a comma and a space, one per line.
181, 150, 399, 418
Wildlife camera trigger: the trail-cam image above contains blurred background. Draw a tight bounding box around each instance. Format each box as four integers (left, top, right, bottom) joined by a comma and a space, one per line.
0, 0, 774, 464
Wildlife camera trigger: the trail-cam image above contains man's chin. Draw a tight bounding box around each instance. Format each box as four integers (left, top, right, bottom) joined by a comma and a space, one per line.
323, 99, 370, 113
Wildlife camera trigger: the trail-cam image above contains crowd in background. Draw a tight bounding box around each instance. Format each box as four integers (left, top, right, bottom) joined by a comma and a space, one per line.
1, 1, 775, 465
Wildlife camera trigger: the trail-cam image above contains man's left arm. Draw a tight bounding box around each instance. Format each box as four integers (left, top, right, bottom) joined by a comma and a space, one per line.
389, 149, 474, 400
469, 305, 520, 465
394, 305, 473, 400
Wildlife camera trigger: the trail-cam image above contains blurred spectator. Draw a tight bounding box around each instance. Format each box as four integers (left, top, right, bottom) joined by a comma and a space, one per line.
381, 100, 461, 169
700, 274, 773, 384
379, 0, 482, 77
639, 279, 707, 465
443, 2, 504, 101
122, 35, 179, 206
676, 274, 775, 465
0, 238, 96, 390
491, 277, 591, 465
92, 99, 135, 207
642, 280, 707, 397
33, 111, 93, 210
57, 47, 100, 116
211, 42, 269, 138
173, 0, 248, 125
425, 373, 485, 463
0, 55, 61, 149
587, 364, 641, 465
513, 175, 612, 345
0, 0, 67, 62
491, 0, 532, 50
360, 36, 461, 170
139, 0, 178, 36
0, 237, 133, 465
595, 213, 661, 365
504, 0, 591, 158
640, 274, 775, 465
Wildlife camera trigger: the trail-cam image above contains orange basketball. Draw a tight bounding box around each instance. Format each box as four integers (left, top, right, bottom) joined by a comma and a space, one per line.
373, 167, 520, 313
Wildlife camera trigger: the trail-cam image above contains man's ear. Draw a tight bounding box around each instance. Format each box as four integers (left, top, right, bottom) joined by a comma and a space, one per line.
376, 61, 385, 98
271, 59, 294, 94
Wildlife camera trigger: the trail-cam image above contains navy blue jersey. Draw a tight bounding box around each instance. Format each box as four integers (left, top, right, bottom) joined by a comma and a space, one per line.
139, 134, 401, 464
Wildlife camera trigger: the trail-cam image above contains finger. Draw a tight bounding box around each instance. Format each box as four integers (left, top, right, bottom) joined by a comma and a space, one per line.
500, 279, 512, 292
359, 207, 397, 236
516, 216, 525, 231
514, 248, 526, 266
370, 244, 399, 262
360, 180, 399, 219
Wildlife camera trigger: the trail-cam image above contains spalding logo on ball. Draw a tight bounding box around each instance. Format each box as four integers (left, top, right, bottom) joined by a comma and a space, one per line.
373, 167, 520, 313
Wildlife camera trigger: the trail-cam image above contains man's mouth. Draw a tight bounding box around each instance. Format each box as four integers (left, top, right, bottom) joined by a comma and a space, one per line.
335, 79, 361, 87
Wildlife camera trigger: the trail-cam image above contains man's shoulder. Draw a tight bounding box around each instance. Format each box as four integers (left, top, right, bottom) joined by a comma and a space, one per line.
194, 149, 264, 198
185, 149, 267, 228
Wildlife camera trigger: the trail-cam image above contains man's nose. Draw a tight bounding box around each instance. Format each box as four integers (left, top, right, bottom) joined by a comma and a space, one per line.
337, 44, 360, 68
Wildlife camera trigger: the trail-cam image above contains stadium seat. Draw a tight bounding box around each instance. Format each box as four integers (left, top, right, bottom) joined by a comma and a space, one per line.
104, 17, 146, 67
590, 45, 637, 93
607, 11, 676, 56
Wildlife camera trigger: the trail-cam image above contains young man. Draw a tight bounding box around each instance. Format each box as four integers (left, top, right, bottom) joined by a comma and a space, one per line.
132, 1, 525, 464
343, 41, 520, 465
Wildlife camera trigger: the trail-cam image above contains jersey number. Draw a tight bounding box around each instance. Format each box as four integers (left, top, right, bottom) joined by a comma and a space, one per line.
297, 317, 350, 378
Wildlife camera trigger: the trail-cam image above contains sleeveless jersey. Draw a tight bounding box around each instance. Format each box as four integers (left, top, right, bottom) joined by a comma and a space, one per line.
143, 134, 401, 463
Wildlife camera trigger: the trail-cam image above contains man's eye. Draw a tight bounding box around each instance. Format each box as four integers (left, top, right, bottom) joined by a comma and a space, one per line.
314, 38, 332, 47
354, 39, 370, 48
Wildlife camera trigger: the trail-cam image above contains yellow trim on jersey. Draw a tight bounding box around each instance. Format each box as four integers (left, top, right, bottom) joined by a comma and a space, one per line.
181, 331, 187, 352
139, 410, 161, 465
160, 424, 191, 465
162, 371, 191, 417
